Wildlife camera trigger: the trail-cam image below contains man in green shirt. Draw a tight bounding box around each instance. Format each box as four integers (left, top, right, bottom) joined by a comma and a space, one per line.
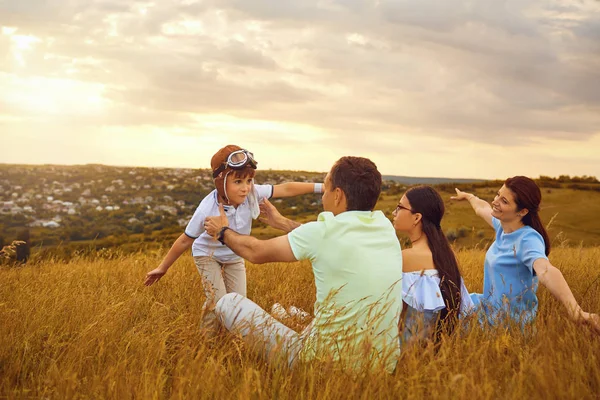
205, 156, 403, 373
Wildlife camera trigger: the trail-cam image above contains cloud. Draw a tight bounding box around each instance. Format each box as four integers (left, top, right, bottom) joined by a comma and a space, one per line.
1, 0, 599, 176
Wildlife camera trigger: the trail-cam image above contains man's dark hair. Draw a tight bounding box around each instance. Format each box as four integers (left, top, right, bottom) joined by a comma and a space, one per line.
329, 156, 382, 211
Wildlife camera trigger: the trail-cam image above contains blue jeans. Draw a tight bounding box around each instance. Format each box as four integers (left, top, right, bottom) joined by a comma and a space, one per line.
401, 305, 438, 346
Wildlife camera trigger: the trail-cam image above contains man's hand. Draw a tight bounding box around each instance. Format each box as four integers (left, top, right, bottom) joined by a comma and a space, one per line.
205, 203, 229, 238
259, 198, 284, 229
144, 267, 167, 286
259, 198, 301, 233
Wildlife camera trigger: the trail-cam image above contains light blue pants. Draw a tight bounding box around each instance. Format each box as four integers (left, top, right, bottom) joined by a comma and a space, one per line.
401, 305, 438, 346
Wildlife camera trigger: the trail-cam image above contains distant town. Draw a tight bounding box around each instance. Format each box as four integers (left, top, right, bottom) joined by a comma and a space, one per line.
0, 164, 333, 247
2, 164, 598, 253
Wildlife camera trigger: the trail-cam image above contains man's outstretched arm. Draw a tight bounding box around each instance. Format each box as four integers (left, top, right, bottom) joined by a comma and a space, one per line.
221, 229, 297, 264
204, 203, 297, 264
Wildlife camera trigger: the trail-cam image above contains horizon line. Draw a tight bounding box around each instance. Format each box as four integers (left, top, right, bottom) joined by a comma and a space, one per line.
4, 161, 595, 182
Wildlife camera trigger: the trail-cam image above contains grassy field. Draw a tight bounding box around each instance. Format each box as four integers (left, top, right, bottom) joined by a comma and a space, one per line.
1, 245, 600, 399
13, 185, 600, 264
252, 186, 600, 248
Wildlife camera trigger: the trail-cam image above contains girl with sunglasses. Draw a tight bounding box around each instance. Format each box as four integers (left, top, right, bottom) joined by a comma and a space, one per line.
392, 185, 473, 348
144, 144, 323, 332
453, 176, 600, 332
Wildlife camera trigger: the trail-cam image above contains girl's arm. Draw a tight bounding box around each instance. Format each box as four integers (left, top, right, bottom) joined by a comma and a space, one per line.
533, 258, 600, 334
272, 182, 322, 198
144, 233, 195, 286
452, 188, 494, 228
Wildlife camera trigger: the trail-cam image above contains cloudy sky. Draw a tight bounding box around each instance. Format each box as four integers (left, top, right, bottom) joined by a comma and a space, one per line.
1, 0, 599, 179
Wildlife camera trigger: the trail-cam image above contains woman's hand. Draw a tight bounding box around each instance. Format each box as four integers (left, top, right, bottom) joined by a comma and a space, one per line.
578, 311, 600, 334
451, 188, 493, 227
451, 188, 474, 201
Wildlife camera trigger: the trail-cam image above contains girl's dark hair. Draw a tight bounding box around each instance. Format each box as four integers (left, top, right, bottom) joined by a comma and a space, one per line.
405, 185, 463, 338
505, 176, 550, 256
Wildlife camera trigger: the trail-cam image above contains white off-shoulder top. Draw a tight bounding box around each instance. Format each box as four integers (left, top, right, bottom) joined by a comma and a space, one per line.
402, 269, 475, 315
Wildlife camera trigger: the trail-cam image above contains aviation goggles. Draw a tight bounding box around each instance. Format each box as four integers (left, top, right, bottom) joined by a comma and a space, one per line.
212, 149, 258, 178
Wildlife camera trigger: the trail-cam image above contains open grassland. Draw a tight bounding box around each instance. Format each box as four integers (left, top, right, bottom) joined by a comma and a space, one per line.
378, 186, 600, 247
6, 185, 599, 270
250, 187, 600, 249
1, 246, 600, 399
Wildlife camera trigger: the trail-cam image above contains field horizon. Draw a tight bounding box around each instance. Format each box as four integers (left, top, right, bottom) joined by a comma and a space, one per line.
2, 163, 600, 262
1, 161, 492, 184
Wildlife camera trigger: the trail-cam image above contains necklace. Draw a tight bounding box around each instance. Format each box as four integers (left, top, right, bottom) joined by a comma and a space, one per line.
410, 234, 423, 244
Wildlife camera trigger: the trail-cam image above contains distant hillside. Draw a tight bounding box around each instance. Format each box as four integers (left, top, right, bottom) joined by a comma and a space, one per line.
3, 163, 600, 256
382, 175, 487, 185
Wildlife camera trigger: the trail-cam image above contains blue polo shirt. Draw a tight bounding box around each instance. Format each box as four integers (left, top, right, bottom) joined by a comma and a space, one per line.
470, 217, 548, 325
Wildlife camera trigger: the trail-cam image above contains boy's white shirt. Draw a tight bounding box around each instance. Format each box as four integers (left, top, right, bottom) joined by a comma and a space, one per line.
185, 184, 273, 262
247, 184, 261, 219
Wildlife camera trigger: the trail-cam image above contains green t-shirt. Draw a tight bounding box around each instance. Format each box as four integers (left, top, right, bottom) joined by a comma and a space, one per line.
287, 210, 403, 373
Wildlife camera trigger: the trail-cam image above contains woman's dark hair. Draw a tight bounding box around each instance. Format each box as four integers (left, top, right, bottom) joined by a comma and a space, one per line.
505, 176, 550, 256
405, 185, 463, 338
329, 156, 381, 211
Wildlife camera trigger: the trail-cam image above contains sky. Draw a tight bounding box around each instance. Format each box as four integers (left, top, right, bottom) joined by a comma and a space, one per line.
1, 0, 599, 180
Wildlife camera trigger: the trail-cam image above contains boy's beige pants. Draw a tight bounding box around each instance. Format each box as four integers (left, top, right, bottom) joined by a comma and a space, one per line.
193, 256, 246, 331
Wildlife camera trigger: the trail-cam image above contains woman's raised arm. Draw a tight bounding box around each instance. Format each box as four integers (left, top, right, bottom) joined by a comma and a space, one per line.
452, 188, 494, 228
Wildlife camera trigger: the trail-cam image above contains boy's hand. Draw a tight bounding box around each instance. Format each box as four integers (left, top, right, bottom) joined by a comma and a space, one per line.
205, 203, 229, 238
144, 267, 166, 286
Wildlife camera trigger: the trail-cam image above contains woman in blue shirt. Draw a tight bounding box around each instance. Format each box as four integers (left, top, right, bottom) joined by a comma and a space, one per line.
453, 176, 599, 332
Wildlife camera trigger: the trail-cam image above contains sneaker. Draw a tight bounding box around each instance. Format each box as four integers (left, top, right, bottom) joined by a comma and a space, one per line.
271, 303, 290, 320
287, 305, 311, 321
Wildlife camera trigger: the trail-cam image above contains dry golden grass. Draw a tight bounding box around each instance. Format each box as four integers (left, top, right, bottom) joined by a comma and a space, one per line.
1, 247, 600, 399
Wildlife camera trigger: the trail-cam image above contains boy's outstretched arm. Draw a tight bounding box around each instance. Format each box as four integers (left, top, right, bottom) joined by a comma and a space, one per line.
144, 233, 194, 286
272, 182, 322, 198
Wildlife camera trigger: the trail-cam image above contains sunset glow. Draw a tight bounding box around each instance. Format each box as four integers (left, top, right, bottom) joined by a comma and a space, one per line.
1, 1, 599, 179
